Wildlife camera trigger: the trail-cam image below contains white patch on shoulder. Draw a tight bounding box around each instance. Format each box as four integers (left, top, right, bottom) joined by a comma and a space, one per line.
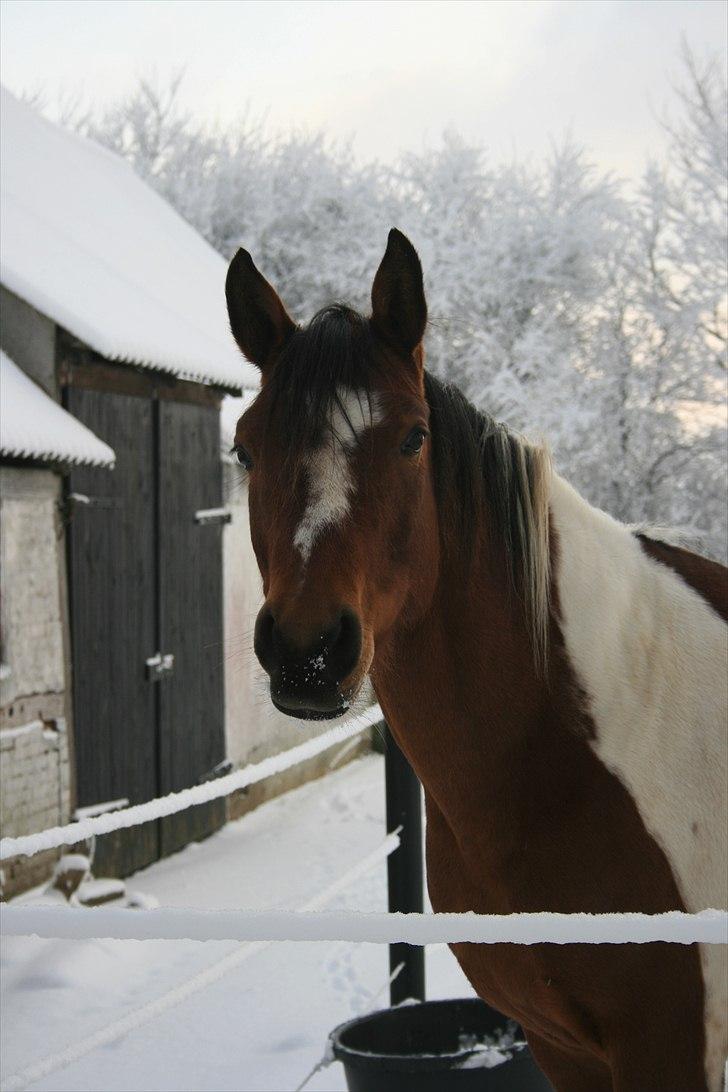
550, 475, 728, 1091
293, 387, 382, 564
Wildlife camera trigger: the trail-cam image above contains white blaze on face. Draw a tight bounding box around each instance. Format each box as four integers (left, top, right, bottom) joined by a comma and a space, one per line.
293, 387, 382, 564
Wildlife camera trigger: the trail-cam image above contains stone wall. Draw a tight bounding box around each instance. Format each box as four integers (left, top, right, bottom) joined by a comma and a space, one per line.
0, 467, 73, 898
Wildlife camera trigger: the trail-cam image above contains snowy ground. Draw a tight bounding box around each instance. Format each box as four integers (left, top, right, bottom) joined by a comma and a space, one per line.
1, 754, 473, 1092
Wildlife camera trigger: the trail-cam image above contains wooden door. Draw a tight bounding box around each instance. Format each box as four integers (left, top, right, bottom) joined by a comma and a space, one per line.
157, 399, 226, 856
66, 376, 227, 877
66, 388, 159, 876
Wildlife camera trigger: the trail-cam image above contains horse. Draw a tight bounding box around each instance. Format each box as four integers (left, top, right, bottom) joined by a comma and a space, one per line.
224, 229, 728, 1092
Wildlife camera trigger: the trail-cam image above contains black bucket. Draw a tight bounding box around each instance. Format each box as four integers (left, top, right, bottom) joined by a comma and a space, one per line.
330, 998, 554, 1092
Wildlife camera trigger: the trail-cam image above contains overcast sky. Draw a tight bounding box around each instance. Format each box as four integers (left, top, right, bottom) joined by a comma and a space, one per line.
1, 0, 725, 179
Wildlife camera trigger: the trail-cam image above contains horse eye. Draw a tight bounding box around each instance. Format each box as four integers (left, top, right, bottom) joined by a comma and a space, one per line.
233, 445, 253, 470
400, 427, 428, 456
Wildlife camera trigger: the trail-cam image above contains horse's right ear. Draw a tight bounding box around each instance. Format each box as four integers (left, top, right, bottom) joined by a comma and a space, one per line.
225, 249, 295, 372
371, 228, 427, 356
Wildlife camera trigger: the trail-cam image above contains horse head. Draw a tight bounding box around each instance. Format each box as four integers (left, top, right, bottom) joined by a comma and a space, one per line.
225, 230, 440, 720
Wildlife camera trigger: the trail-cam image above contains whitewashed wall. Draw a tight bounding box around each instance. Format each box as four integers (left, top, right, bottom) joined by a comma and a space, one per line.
222, 462, 333, 769
0, 467, 72, 897
0, 469, 65, 706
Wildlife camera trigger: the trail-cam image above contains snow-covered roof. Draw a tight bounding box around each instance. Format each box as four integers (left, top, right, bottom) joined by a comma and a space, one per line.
0, 351, 115, 468
0, 88, 258, 393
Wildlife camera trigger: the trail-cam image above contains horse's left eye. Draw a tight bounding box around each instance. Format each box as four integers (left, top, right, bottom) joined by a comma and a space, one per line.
233, 445, 253, 470
400, 427, 428, 456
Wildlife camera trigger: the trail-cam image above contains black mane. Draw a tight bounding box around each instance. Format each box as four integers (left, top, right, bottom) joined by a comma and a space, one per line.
266, 304, 378, 453
425, 373, 535, 570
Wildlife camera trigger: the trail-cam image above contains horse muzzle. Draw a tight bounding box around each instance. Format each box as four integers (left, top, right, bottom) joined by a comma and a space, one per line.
254, 605, 363, 720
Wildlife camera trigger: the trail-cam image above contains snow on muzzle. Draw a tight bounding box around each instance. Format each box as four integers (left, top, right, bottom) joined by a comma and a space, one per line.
254, 605, 362, 720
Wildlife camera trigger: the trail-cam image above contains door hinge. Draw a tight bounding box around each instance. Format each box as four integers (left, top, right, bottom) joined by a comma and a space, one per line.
145, 652, 175, 680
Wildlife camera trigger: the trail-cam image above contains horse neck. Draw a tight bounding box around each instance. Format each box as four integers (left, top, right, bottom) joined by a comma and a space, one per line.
371, 472, 646, 846
371, 498, 553, 841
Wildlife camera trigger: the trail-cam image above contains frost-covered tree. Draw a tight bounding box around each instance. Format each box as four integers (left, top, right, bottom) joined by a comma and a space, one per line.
79, 78, 397, 318
81, 74, 236, 244
656, 43, 727, 352
591, 45, 728, 555
398, 135, 628, 474
40, 47, 725, 556
225, 132, 397, 317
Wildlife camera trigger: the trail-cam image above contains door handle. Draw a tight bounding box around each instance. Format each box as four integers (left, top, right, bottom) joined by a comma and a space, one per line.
145, 652, 175, 680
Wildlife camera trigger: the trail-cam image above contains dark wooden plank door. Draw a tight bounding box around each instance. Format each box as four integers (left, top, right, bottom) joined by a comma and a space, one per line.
66, 388, 159, 876
157, 399, 226, 857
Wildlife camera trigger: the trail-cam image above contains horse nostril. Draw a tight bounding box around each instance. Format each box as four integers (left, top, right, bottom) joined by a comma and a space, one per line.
327, 608, 362, 683
254, 607, 278, 674
322, 614, 343, 650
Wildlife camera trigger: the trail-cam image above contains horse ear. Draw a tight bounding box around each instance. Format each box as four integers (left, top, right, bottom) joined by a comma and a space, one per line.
225, 249, 295, 371
371, 229, 427, 356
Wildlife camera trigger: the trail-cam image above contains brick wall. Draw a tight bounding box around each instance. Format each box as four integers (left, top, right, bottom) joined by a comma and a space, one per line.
0, 720, 71, 897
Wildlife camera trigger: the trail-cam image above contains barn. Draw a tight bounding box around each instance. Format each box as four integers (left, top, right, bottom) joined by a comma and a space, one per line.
0, 89, 362, 899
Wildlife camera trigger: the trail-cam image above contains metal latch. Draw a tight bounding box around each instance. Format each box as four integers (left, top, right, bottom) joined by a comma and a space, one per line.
74, 797, 129, 820
68, 493, 121, 509
145, 652, 175, 680
194, 506, 232, 526
197, 759, 233, 784
61, 493, 121, 523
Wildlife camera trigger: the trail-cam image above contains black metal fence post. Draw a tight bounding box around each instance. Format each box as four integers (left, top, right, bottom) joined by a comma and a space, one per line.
384, 721, 425, 1005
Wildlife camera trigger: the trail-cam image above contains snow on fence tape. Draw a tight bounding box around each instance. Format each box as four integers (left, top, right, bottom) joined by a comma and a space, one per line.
2, 906, 726, 945
1, 832, 402, 1092
0, 705, 383, 861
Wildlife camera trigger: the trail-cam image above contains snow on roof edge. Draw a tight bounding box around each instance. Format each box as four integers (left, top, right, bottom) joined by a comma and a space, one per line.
1, 265, 252, 394
0, 351, 116, 469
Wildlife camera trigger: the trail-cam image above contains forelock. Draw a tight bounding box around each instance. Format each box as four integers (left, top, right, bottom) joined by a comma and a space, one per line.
266, 304, 378, 455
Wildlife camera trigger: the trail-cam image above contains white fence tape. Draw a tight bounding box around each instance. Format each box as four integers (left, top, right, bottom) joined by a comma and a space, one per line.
2, 906, 725, 945
0, 705, 382, 861
0, 831, 401, 1092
